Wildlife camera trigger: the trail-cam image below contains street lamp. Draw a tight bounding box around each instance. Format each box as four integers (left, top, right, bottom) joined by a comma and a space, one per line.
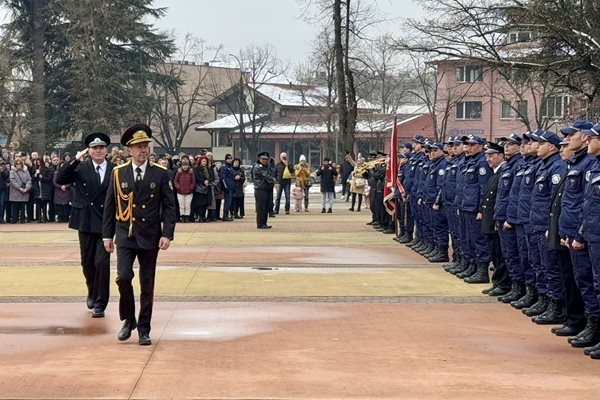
230, 53, 246, 160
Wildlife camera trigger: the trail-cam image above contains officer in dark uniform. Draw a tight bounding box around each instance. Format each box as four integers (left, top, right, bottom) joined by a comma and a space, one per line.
423, 141, 448, 262
253, 151, 276, 229
481, 141, 511, 294
56, 132, 114, 317
103, 123, 177, 346
442, 136, 466, 271
414, 142, 434, 255
406, 136, 428, 249
512, 132, 544, 309
457, 135, 492, 283
448, 138, 472, 276
493, 134, 525, 300
574, 122, 600, 358
559, 121, 600, 345
526, 130, 567, 323
394, 151, 410, 242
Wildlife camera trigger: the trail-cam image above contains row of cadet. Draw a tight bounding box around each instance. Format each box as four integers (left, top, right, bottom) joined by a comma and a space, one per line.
391, 122, 600, 360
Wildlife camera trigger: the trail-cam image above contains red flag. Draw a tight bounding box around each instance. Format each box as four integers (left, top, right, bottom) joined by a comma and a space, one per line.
383, 116, 398, 216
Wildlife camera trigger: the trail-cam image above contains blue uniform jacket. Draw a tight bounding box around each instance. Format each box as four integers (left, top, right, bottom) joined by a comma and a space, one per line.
529, 152, 566, 232
416, 158, 432, 201
460, 152, 491, 213
443, 154, 464, 207
407, 152, 427, 196
506, 156, 530, 225
425, 156, 447, 204
454, 155, 470, 210
494, 154, 523, 221
561, 149, 595, 241
580, 157, 600, 243
517, 157, 542, 229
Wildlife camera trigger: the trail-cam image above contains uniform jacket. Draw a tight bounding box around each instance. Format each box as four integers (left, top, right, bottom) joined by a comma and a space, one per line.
493, 153, 523, 222
505, 156, 530, 225
425, 156, 447, 204
253, 162, 276, 190
529, 152, 566, 232
579, 157, 600, 243
102, 160, 176, 249
407, 152, 426, 195
460, 152, 491, 213
481, 168, 501, 234
559, 148, 595, 241
517, 157, 542, 231
454, 155, 470, 209
442, 153, 464, 207
57, 158, 115, 234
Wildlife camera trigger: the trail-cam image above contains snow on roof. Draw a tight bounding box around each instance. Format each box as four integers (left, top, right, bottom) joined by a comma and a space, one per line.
196, 114, 268, 130
253, 83, 380, 110
395, 104, 430, 114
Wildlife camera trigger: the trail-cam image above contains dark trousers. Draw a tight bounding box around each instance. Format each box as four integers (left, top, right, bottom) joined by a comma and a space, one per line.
116, 246, 159, 335
351, 193, 363, 211
432, 206, 449, 247
463, 211, 491, 263
223, 191, 233, 216
78, 231, 110, 310
34, 199, 48, 222
487, 231, 510, 290
586, 242, 600, 314
10, 202, 26, 223
232, 196, 245, 217
275, 182, 291, 213
532, 231, 561, 300
556, 248, 586, 327
255, 189, 270, 227
498, 223, 521, 282
568, 240, 600, 316
514, 224, 530, 284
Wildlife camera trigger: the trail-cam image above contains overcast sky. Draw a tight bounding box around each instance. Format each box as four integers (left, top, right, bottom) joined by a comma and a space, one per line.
152, 0, 426, 66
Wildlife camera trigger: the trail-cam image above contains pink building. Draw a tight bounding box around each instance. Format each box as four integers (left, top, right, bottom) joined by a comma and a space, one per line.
434, 59, 581, 141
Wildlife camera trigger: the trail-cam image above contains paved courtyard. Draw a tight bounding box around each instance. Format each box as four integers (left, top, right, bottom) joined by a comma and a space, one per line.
0, 195, 598, 399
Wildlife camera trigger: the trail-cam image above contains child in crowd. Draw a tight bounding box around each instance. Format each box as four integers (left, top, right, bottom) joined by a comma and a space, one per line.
292, 180, 305, 212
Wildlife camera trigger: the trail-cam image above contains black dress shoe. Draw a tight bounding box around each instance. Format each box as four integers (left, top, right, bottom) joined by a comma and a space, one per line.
257, 225, 272, 229
118, 319, 137, 341
91, 308, 105, 318
552, 325, 582, 337
86, 296, 94, 310
138, 333, 152, 346
481, 286, 496, 295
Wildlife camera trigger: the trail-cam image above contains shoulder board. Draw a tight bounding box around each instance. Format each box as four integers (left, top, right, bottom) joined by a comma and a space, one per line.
114, 160, 131, 170
150, 161, 167, 170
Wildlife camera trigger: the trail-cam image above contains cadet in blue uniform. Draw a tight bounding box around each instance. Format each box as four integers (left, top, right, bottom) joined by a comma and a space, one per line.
406, 137, 428, 250
493, 134, 524, 300
103, 123, 177, 345
574, 122, 600, 359
456, 135, 492, 283
442, 137, 466, 270
526, 131, 567, 323
514, 132, 544, 310
449, 138, 471, 276
424, 142, 448, 262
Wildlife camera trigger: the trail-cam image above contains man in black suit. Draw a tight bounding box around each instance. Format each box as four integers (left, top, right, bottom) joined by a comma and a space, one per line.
103, 123, 176, 346
56, 132, 114, 318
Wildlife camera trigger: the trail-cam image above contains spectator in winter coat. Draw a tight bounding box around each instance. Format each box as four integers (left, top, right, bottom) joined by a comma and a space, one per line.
31, 158, 53, 223
316, 157, 338, 213
231, 158, 246, 219
174, 155, 196, 222
274, 152, 294, 214
9, 159, 31, 223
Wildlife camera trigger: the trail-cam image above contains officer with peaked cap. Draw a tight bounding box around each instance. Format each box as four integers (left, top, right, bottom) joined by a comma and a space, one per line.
56, 132, 114, 318
423, 142, 449, 262
525, 130, 568, 324
103, 123, 177, 346
492, 134, 525, 301
573, 123, 600, 358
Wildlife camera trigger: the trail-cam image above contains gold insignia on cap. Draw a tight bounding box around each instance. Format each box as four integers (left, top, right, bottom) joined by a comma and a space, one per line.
127, 130, 152, 145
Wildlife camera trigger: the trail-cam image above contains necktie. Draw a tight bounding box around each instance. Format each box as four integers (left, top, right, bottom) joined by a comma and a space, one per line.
96, 165, 102, 185
135, 167, 142, 190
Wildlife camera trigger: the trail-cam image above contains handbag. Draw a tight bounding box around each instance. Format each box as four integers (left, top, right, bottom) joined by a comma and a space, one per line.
354, 178, 367, 188
194, 184, 208, 194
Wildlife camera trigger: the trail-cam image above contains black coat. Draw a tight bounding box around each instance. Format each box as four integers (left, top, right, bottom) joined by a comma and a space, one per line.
31, 166, 53, 201
316, 165, 338, 192
548, 174, 567, 251
102, 160, 177, 249
56, 158, 115, 234
481, 169, 501, 234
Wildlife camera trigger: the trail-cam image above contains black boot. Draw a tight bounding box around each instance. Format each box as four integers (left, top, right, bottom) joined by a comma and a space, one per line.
423, 244, 438, 259
456, 262, 477, 279
413, 240, 428, 253
523, 294, 549, 316
406, 237, 421, 248
449, 258, 469, 275
417, 241, 434, 255
463, 262, 490, 284
398, 234, 412, 244
499, 281, 526, 303
511, 285, 538, 309
429, 246, 449, 263
584, 341, 600, 356
532, 299, 565, 324
570, 316, 600, 348
443, 253, 459, 271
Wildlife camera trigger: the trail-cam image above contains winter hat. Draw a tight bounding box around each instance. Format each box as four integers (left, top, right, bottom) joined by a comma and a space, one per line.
299, 154, 306, 162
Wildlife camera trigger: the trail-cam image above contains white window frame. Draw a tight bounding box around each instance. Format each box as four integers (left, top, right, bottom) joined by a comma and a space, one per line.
500, 100, 512, 120
515, 100, 528, 120
456, 65, 483, 83
542, 95, 571, 118
456, 101, 482, 120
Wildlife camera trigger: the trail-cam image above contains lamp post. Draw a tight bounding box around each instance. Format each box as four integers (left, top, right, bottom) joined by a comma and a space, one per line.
229, 53, 246, 160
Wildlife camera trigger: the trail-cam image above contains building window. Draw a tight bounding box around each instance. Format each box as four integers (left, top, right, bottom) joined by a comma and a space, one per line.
456, 65, 483, 82
542, 95, 571, 118
516, 100, 528, 120
501, 101, 512, 119
456, 101, 482, 120
507, 31, 532, 44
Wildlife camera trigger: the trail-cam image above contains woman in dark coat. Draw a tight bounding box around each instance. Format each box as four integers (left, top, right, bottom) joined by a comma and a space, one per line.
231, 158, 246, 218
53, 162, 71, 223
192, 156, 213, 222
31, 158, 53, 222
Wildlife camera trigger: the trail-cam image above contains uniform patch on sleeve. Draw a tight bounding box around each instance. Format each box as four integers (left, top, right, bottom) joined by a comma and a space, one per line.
478, 167, 487, 176
551, 174, 561, 184
438, 169, 445, 176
